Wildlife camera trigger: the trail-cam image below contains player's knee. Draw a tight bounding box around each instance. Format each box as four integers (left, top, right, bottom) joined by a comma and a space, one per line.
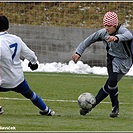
21, 88, 40, 104
108, 78, 117, 87
108, 72, 118, 87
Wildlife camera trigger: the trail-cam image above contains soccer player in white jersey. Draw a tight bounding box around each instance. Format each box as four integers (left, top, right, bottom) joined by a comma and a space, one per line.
72, 11, 133, 117
0, 16, 55, 116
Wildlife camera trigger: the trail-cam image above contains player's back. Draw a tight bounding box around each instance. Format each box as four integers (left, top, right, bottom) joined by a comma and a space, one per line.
0, 31, 24, 88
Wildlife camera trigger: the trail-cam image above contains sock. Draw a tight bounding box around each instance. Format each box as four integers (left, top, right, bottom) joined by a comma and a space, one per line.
30, 92, 49, 111
44, 106, 51, 114
95, 87, 108, 107
108, 86, 119, 107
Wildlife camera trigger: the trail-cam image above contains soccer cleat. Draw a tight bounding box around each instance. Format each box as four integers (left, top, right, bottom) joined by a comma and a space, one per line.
110, 106, 119, 118
39, 110, 55, 116
0, 106, 4, 114
80, 108, 92, 115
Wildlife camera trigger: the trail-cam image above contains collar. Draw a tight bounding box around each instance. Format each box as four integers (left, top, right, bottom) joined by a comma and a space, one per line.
110, 24, 121, 36
0, 31, 8, 36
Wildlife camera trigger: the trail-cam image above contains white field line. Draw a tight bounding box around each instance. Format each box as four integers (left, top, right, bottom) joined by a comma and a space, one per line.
24, 72, 132, 80
0, 97, 131, 105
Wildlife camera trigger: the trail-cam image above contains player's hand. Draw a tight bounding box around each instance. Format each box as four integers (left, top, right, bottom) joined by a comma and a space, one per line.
28, 62, 38, 71
72, 53, 81, 63
107, 36, 118, 42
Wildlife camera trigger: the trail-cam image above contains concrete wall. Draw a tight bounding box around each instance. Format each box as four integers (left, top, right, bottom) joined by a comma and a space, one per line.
9, 25, 107, 66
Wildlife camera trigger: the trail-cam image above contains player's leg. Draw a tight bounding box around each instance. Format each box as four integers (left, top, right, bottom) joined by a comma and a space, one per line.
92, 54, 113, 108
80, 80, 109, 116
80, 76, 110, 115
0, 86, 12, 114
93, 72, 124, 109
93, 72, 120, 117
107, 72, 119, 117
108, 72, 125, 117
12, 79, 55, 116
94, 79, 109, 107
23, 90, 55, 116
104, 54, 119, 117
89, 54, 120, 117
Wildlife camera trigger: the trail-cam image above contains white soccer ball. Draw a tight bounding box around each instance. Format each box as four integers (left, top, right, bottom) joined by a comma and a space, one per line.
78, 92, 96, 110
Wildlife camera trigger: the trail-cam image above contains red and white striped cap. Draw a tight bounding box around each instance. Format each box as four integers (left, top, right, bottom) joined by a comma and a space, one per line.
103, 11, 118, 26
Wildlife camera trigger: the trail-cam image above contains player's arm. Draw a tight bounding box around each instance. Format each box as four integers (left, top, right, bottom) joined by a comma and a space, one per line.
72, 29, 103, 63
19, 38, 38, 70
115, 28, 133, 42
21, 45, 38, 64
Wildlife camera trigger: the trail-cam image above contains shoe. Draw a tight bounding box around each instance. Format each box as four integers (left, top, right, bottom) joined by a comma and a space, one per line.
80, 108, 92, 115
0, 106, 4, 114
110, 106, 119, 118
39, 110, 55, 116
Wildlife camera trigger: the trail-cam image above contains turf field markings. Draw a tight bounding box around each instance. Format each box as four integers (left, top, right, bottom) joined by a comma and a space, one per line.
24, 72, 132, 79
0, 97, 132, 105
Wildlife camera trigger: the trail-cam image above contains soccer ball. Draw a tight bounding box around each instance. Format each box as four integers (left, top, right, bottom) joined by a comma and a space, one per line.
78, 92, 96, 110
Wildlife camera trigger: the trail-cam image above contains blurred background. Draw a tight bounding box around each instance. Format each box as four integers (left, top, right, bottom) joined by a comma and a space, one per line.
0, 2, 133, 67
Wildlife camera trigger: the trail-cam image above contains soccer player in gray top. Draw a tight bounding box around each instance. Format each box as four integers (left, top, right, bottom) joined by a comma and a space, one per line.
0, 16, 55, 116
72, 11, 133, 117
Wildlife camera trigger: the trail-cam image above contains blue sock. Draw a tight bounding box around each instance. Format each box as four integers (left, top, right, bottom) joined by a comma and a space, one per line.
30, 92, 50, 112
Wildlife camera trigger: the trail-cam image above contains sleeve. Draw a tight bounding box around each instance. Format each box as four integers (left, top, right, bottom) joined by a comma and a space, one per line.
115, 27, 133, 42
19, 38, 38, 64
75, 29, 104, 56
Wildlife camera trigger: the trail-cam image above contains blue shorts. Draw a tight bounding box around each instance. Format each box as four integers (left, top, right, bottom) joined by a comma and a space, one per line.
0, 79, 31, 94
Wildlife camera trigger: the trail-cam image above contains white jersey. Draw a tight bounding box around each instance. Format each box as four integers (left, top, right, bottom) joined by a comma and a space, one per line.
0, 31, 38, 88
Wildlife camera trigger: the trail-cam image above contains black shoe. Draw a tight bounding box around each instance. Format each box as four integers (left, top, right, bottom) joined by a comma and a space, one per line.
39, 110, 55, 116
80, 108, 92, 115
110, 106, 119, 118
0, 106, 4, 114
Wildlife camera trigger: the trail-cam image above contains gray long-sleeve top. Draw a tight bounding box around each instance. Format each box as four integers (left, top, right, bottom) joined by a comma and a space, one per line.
76, 25, 133, 59
75, 25, 133, 74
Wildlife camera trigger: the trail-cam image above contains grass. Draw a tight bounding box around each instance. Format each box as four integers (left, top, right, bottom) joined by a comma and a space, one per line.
0, 72, 132, 131
0, 2, 133, 29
